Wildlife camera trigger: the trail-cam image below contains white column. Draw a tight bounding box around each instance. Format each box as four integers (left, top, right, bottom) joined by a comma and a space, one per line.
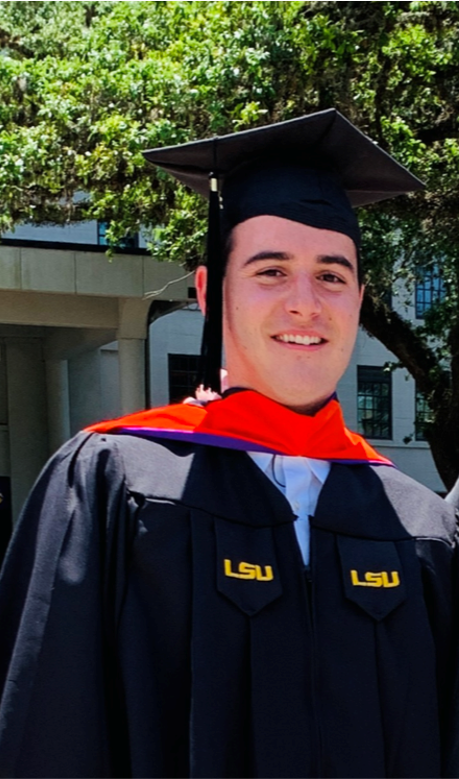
45, 359, 71, 455
6, 339, 48, 522
117, 299, 149, 416
68, 349, 102, 433
118, 338, 145, 414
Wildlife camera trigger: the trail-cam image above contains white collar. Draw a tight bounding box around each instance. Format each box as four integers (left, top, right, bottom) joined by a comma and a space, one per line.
249, 451, 330, 487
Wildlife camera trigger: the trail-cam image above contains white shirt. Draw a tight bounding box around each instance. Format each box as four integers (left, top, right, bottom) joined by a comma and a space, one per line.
248, 452, 330, 566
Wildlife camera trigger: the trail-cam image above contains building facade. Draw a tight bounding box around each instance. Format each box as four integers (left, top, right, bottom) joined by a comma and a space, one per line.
0, 220, 191, 558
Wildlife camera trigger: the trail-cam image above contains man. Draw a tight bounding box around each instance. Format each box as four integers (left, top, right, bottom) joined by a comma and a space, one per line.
0, 109, 458, 778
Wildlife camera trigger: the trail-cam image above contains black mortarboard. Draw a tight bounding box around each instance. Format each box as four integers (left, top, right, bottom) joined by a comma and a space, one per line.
144, 108, 424, 392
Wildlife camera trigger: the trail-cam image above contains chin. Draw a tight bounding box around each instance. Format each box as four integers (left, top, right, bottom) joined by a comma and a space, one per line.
264, 387, 333, 415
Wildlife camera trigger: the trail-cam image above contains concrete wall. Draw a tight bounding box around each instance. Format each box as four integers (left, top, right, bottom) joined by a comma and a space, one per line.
149, 304, 204, 406
6, 338, 49, 518
0, 242, 191, 524
65, 344, 118, 433
0, 244, 190, 302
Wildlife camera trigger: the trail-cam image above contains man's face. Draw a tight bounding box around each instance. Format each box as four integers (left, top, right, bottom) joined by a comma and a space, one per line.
197, 215, 363, 413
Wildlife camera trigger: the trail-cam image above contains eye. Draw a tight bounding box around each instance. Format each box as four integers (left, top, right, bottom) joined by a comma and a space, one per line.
255, 267, 286, 278
319, 271, 345, 284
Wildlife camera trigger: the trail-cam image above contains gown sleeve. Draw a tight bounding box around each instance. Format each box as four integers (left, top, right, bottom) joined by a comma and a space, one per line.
0, 432, 133, 779
443, 514, 459, 778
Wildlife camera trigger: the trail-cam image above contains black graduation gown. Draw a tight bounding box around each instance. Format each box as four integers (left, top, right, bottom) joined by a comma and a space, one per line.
0, 431, 458, 778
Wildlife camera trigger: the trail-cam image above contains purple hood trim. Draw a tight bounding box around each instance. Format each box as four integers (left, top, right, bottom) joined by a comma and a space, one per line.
114, 426, 395, 466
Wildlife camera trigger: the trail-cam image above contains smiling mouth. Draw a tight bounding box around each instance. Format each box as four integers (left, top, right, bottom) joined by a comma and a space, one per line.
274, 334, 325, 346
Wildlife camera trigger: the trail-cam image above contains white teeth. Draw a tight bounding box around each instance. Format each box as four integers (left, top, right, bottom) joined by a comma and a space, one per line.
277, 334, 322, 345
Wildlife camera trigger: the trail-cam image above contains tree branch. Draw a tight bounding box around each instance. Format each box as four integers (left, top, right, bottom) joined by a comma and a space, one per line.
0, 27, 33, 58
360, 293, 449, 399
417, 117, 459, 145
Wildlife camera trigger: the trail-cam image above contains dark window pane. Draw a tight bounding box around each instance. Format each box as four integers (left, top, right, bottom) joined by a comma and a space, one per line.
97, 220, 139, 250
357, 366, 392, 440
415, 265, 445, 318
168, 353, 200, 404
415, 387, 431, 441
97, 221, 109, 246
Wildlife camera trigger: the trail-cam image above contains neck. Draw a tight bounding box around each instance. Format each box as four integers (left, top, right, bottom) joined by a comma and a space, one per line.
225, 383, 336, 416
282, 396, 336, 416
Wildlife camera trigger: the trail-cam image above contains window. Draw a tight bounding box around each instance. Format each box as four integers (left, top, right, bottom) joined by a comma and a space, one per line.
168, 354, 200, 403
357, 366, 392, 440
97, 221, 139, 250
415, 265, 445, 318
415, 387, 431, 441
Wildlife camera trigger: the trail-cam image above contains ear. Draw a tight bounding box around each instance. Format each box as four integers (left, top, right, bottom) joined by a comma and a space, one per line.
195, 265, 207, 315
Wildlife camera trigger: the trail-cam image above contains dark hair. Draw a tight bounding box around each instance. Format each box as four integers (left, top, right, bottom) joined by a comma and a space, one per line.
222, 231, 234, 277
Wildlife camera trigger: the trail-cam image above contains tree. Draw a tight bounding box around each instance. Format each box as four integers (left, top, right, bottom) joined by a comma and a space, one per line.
0, 0, 458, 486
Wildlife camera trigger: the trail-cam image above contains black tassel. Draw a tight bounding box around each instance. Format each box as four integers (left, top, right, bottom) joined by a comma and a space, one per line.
198, 172, 222, 393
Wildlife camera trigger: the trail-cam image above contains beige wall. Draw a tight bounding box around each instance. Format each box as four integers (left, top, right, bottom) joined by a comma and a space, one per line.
0, 245, 190, 523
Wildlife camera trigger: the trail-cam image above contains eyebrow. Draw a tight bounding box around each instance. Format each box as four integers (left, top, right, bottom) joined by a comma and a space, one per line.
318, 254, 356, 275
243, 251, 291, 266
243, 250, 356, 275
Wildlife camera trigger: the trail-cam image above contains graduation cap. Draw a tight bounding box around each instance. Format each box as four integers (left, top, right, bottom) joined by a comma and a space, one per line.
144, 108, 424, 393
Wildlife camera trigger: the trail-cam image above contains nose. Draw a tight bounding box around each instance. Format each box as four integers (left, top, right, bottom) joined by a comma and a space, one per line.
285, 273, 322, 317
